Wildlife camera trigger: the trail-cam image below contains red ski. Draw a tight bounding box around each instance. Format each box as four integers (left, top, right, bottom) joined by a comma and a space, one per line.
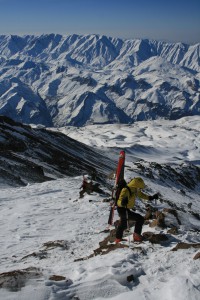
108, 150, 125, 226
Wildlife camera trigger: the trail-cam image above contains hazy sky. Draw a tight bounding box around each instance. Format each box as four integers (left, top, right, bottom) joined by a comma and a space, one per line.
0, 0, 199, 44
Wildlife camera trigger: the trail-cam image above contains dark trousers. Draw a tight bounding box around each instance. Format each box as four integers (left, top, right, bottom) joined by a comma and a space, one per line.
116, 207, 144, 239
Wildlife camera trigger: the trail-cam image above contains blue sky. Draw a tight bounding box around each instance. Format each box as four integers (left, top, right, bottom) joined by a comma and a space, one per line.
0, 0, 199, 44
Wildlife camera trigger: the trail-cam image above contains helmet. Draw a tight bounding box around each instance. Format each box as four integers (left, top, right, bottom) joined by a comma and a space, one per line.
130, 177, 145, 189
83, 175, 92, 183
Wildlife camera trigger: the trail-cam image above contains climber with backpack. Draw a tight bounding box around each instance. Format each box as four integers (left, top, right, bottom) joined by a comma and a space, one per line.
115, 177, 159, 243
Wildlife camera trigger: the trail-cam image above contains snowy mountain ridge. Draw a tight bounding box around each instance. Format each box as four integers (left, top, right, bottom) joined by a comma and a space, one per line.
0, 34, 199, 70
0, 34, 200, 126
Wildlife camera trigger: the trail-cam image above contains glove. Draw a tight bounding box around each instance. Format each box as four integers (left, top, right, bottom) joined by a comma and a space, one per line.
121, 197, 128, 207
149, 193, 159, 201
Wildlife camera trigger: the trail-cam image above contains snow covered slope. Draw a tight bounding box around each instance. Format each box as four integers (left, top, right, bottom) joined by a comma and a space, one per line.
63, 115, 200, 166
0, 117, 200, 300
0, 34, 199, 126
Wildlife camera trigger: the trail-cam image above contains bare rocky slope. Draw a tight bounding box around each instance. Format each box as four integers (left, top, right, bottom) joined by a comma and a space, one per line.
0, 116, 114, 187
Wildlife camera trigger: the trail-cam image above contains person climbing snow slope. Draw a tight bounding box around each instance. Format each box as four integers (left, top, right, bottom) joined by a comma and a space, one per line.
115, 177, 159, 243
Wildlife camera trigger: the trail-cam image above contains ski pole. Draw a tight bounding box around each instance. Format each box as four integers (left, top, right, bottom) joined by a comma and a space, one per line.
126, 206, 130, 246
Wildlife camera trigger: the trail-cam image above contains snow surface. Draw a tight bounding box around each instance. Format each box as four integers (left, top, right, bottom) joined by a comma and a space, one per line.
0, 117, 200, 299
61, 116, 200, 166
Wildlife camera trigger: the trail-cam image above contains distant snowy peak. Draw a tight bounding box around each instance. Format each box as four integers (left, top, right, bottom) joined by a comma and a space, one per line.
0, 34, 199, 71
0, 78, 52, 126
0, 34, 200, 126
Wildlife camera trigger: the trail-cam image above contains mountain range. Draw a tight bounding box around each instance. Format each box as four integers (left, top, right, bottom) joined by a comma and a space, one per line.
0, 34, 200, 126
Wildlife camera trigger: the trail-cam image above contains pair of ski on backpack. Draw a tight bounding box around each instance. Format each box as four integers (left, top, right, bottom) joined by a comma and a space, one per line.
108, 150, 127, 226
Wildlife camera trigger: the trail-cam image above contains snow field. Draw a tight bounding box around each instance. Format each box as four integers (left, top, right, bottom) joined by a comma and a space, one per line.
0, 118, 200, 299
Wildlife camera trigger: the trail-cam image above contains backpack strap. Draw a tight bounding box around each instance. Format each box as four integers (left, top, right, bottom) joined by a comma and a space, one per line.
126, 185, 132, 196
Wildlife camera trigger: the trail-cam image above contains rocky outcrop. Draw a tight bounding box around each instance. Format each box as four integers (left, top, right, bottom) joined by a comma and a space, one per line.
0, 267, 42, 291
171, 242, 200, 251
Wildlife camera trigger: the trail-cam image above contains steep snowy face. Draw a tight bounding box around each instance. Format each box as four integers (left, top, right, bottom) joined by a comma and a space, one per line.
0, 78, 52, 126
0, 34, 199, 126
0, 116, 114, 187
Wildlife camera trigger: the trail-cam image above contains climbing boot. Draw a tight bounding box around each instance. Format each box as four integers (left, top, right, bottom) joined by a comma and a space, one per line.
115, 238, 122, 244
133, 233, 143, 242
